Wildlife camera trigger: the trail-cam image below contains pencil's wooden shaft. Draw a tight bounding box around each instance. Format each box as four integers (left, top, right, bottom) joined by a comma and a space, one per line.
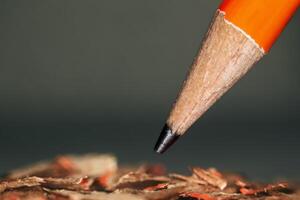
167, 10, 264, 135
155, 1, 298, 154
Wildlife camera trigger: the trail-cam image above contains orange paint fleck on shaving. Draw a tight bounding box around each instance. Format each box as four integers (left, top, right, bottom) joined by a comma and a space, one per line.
79, 177, 91, 190
219, 0, 299, 52
55, 156, 75, 171
143, 183, 168, 191
240, 187, 257, 195
97, 171, 113, 188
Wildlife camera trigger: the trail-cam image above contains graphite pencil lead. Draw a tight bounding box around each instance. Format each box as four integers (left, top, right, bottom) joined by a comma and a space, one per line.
154, 124, 180, 154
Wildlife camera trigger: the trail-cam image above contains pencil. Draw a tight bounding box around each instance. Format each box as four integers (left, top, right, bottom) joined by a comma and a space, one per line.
154, 0, 299, 154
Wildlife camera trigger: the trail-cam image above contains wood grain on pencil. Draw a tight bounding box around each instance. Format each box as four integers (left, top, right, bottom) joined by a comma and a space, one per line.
168, 0, 299, 134
167, 10, 263, 135
155, 0, 299, 153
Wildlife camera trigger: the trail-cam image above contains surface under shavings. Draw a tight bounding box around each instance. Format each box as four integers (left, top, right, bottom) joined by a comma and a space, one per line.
0, 154, 299, 200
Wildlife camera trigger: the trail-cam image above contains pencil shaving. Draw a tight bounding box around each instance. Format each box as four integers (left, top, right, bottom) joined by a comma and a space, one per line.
0, 154, 299, 200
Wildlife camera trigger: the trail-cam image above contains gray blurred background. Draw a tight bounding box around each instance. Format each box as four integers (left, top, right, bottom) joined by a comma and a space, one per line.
0, 0, 299, 180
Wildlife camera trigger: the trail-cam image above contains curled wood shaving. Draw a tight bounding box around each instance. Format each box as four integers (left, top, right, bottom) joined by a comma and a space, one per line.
7, 162, 53, 179
0, 177, 43, 193
1, 154, 299, 200
135, 182, 189, 200
49, 189, 145, 200
240, 182, 289, 196
112, 172, 170, 190
68, 154, 117, 177
179, 192, 216, 200
0, 187, 55, 200
0, 176, 93, 193
169, 173, 207, 185
143, 183, 169, 191
192, 168, 227, 190
7, 154, 117, 179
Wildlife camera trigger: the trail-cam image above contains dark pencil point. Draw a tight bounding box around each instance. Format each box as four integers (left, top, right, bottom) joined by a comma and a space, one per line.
154, 124, 180, 154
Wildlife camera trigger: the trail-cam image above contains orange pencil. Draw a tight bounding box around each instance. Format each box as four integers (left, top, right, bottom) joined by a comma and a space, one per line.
154, 0, 299, 153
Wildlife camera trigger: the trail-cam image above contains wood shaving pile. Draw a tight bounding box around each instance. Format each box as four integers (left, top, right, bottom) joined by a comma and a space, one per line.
0, 154, 299, 200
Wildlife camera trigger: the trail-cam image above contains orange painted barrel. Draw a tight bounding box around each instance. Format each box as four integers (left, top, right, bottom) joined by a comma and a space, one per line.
219, 0, 299, 52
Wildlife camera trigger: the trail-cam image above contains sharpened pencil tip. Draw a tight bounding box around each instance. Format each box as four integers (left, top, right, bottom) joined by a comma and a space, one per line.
154, 124, 180, 154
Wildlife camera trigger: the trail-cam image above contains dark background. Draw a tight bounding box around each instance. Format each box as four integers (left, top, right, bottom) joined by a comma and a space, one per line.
0, 0, 299, 180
